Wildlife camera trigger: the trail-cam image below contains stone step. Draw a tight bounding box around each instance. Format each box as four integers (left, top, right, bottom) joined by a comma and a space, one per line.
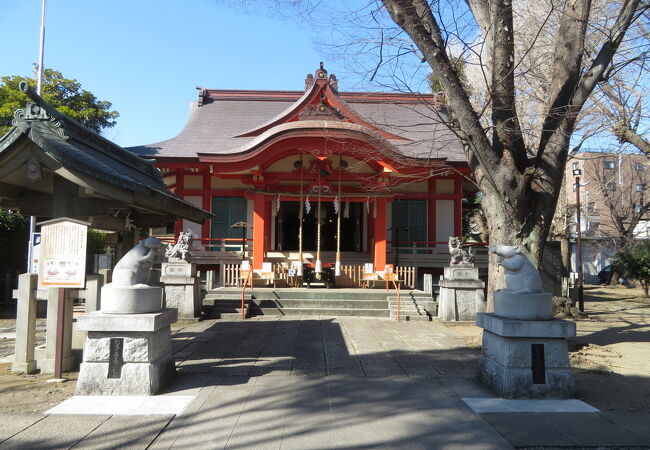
267, 291, 388, 300
204, 294, 252, 302
209, 311, 248, 320
389, 308, 425, 315
205, 288, 412, 300
208, 304, 249, 318
254, 298, 388, 309
252, 307, 390, 317
395, 302, 437, 311
387, 296, 433, 302
390, 313, 432, 322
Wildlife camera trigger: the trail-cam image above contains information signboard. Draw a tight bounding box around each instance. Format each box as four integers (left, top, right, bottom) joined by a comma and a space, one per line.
37, 218, 89, 289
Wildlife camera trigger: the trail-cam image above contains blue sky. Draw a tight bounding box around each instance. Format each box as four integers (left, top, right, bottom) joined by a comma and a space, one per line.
1, 1, 346, 147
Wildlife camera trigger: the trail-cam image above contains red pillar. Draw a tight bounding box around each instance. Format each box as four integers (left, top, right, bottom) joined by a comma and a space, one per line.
201, 170, 211, 243
174, 169, 185, 236
454, 175, 463, 237
252, 193, 267, 270
264, 198, 272, 251
373, 198, 387, 270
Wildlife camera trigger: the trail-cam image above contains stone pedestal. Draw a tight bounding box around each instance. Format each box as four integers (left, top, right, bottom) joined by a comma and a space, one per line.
494, 290, 554, 320
161, 261, 200, 321
438, 266, 486, 321
75, 309, 177, 395
101, 284, 163, 314
476, 313, 576, 398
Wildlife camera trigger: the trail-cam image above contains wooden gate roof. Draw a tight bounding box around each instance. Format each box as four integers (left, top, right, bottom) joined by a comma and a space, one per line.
0, 82, 212, 230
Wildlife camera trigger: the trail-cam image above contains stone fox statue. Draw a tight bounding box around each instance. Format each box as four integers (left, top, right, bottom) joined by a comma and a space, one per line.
489, 245, 542, 293
112, 237, 163, 287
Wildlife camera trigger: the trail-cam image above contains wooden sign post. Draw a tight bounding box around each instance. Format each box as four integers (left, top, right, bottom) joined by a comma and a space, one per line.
37, 218, 89, 380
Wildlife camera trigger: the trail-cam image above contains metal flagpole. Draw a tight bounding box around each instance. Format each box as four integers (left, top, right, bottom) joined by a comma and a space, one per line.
36, 0, 47, 95
27, 0, 47, 273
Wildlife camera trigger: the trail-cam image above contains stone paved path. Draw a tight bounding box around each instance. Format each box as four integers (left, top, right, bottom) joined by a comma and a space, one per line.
172, 316, 478, 378
1, 315, 649, 449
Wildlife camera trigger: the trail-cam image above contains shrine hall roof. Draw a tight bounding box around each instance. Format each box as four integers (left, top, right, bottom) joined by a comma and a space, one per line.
129, 87, 465, 163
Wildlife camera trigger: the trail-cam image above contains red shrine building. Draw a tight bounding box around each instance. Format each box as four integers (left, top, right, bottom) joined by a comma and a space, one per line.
130, 65, 481, 288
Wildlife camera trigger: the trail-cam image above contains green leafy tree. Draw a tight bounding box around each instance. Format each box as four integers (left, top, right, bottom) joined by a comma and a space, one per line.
613, 242, 650, 296
86, 229, 107, 255
0, 68, 119, 136
0, 209, 25, 234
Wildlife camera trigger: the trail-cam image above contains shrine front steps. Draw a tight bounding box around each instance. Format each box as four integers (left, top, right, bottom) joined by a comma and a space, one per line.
203, 288, 435, 320
203, 293, 251, 319
388, 293, 437, 322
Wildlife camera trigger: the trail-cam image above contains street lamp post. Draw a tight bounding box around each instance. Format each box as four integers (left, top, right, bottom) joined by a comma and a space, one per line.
574, 168, 585, 312
230, 221, 250, 260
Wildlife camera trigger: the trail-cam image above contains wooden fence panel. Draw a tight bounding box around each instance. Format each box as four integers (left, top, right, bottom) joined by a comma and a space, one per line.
223, 264, 240, 287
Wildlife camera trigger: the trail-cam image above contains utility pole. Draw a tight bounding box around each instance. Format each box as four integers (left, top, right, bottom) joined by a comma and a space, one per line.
574, 168, 585, 312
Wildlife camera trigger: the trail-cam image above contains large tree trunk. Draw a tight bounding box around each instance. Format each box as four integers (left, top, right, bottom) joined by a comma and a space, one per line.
382, 0, 644, 307
481, 187, 546, 310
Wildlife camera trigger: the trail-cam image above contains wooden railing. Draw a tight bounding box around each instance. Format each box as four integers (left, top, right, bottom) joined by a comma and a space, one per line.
160, 237, 253, 254
220, 263, 416, 289
386, 240, 489, 255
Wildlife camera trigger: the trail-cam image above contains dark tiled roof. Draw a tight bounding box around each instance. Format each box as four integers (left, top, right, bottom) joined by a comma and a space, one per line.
0, 82, 212, 223
129, 90, 466, 163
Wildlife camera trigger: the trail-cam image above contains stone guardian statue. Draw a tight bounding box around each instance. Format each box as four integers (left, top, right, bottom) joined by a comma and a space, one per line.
489, 244, 552, 320
101, 237, 164, 314
112, 237, 163, 286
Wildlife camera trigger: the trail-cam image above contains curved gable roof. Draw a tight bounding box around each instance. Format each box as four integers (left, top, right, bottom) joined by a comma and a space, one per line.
129, 67, 465, 163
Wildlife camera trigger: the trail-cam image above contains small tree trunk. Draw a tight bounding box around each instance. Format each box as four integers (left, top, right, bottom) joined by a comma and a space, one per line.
560, 236, 571, 278
557, 177, 571, 278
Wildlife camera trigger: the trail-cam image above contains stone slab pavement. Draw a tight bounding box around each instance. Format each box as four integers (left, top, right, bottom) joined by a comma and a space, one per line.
1, 316, 649, 449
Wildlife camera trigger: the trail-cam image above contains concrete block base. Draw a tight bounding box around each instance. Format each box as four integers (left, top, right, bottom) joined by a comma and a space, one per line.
478, 354, 575, 399
75, 355, 175, 396
476, 313, 576, 399
75, 309, 177, 396
11, 361, 37, 374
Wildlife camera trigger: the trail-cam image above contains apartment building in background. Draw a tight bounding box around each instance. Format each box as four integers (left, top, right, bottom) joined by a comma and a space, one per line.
565, 151, 650, 282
